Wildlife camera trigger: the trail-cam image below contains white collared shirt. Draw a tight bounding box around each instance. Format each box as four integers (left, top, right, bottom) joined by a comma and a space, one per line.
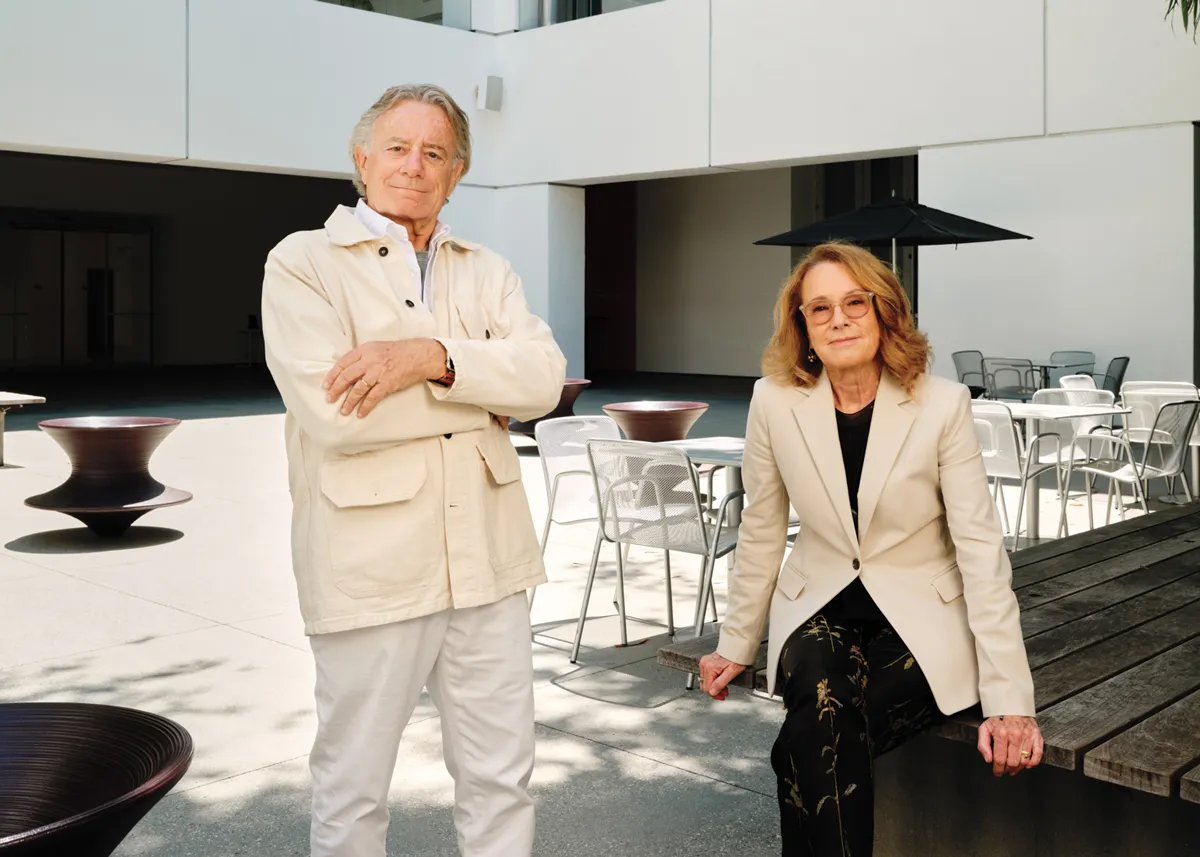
354, 198, 450, 310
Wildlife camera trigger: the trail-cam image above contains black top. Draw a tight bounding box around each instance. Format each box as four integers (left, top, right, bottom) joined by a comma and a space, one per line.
821, 401, 886, 623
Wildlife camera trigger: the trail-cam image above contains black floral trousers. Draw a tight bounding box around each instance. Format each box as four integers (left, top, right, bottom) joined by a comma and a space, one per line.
773, 614, 942, 857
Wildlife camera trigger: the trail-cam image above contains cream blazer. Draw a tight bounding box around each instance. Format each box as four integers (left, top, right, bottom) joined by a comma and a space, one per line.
262, 206, 566, 635
717, 371, 1035, 717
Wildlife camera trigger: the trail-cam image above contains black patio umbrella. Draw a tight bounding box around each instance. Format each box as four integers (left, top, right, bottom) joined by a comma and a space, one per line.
755, 197, 1032, 268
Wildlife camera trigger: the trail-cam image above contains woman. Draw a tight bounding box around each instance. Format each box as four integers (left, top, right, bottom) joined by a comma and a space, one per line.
699, 243, 1042, 856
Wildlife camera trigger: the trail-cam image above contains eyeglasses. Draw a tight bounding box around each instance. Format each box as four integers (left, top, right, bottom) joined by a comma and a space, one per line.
797, 291, 876, 326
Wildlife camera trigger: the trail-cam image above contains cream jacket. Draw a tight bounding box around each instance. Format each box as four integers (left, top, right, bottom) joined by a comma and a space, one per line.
262, 206, 566, 635
717, 371, 1036, 717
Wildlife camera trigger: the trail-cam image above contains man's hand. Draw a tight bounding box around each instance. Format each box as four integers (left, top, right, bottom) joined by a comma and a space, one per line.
323, 339, 447, 418
977, 715, 1044, 777
698, 651, 748, 701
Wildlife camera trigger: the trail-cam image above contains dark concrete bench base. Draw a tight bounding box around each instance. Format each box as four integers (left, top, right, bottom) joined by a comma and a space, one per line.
876, 733, 1200, 857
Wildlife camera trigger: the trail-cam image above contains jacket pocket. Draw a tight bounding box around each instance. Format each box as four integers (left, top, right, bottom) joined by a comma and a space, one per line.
931, 564, 965, 603
776, 563, 808, 601
477, 431, 539, 570
319, 443, 437, 597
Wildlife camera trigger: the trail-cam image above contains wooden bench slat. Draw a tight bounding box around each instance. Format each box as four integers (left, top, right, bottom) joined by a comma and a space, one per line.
1032, 600, 1200, 709
1019, 556, 1200, 638
1036, 637, 1200, 770
1083, 687, 1200, 796
1010, 505, 1200, 570
1181, 764, 1200, 804
1011, 511, 1200, 587
1024, 573, 1200, 669
1015, 531, 1200, 611
655, 628, 768, 690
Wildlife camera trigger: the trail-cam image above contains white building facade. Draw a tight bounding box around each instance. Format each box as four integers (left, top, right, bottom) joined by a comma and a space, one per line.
1, 0, 1197, 382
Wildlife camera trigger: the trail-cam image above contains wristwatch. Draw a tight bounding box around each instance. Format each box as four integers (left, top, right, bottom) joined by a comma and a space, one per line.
433, 353, 456, 387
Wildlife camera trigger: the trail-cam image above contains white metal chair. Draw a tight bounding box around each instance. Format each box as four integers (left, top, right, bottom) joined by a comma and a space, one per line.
528, 416, 622, 614
1062, 400, 1200, 527
1117, 383, 1200, 501
1030, 388, 1116, 535
570, 439, 742, 665
971, 401, 1064, 542
1059, 374, 1097, 390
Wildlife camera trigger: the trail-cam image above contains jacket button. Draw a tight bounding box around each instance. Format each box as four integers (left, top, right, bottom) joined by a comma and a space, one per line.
405, 299, 415, 308
485, 330, 491, 339
852, 559, 861, 571
444, 433, 452, 439
378, 246, 389, 257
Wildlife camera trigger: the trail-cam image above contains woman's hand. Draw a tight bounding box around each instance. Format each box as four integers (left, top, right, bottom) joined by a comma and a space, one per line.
977, 715, 1044, 776
698, 652, 748, 701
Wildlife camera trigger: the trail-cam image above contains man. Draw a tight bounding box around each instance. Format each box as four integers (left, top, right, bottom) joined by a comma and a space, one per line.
261, 83, 566, 857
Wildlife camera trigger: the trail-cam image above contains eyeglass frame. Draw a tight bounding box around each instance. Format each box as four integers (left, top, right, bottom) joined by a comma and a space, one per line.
795, 290, 877, 326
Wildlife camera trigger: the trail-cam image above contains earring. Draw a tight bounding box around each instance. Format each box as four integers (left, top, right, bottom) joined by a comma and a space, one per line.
807, 348, 817, 364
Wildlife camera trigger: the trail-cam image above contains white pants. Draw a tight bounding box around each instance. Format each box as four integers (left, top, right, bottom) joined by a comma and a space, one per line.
309, 592, 535, 857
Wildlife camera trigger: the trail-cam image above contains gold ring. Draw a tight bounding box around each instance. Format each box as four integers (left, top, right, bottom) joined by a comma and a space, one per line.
1020, 750, 1031, 758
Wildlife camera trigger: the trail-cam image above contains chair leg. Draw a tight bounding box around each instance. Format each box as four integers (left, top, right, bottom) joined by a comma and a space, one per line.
1105, 479, 1115, 526
1085, 473, 1095, 531
663, 550, 675, 637
527, 585, 537, 615
539, 501, 554, 555
1056, 467, 1069, 538
994, 478, 1011, 534
1132, 476, 1150, 515
693, 550, 721, 638
1013, 477, 1028, 546
612, 542, 633, 609
570, 530, 605, 663
708, 579, 719, 624
614, 541, 629, 647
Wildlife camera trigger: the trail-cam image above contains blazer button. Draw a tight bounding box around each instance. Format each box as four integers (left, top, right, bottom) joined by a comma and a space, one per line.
378, 246, 389, 257
405, 299, 415, 308
485, 329, 491, 339
852, 558, 861, 571
444, 433, 452, 439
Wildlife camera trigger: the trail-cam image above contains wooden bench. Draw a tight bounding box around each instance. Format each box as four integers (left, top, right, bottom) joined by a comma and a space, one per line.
659, 501, 1200, 803
0, 392, 46, 466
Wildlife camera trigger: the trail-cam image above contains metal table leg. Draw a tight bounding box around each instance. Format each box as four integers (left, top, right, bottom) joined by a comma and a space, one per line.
0, 407, 6, 467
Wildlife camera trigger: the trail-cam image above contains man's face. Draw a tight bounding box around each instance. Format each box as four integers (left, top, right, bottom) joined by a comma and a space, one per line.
354, 100, 463, 224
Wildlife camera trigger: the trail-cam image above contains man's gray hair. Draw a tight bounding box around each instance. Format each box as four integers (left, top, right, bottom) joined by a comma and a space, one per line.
348, 83, 472, 197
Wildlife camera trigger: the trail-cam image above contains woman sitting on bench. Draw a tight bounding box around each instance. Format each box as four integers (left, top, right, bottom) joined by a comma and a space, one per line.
698, 242, 1042, 856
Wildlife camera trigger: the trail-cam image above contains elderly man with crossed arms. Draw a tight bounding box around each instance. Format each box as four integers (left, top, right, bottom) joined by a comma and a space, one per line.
262, 83, 566, 857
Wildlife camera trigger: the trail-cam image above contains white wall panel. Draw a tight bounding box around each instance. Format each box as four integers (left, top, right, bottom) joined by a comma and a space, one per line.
710, 0, 1043, 169
637, 169, 792, 376
490, 0, 710, 185
919, 125, 1194, 386
1048, 0, 1200, 134
0, 0, 186, 161
186, 0, 499, 183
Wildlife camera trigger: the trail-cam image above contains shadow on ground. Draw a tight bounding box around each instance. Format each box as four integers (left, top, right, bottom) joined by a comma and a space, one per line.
6, 526, 185, 554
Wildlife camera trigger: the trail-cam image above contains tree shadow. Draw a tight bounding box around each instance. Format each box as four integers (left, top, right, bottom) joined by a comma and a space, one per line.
6, 526, 184, 554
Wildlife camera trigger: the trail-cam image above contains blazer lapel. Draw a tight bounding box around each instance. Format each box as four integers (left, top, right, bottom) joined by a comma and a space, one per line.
791, 373, 858, 551
856, 372, 918, 542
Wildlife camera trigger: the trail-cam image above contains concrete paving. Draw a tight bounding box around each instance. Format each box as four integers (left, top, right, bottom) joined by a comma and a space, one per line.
0, 374, 1178, 856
